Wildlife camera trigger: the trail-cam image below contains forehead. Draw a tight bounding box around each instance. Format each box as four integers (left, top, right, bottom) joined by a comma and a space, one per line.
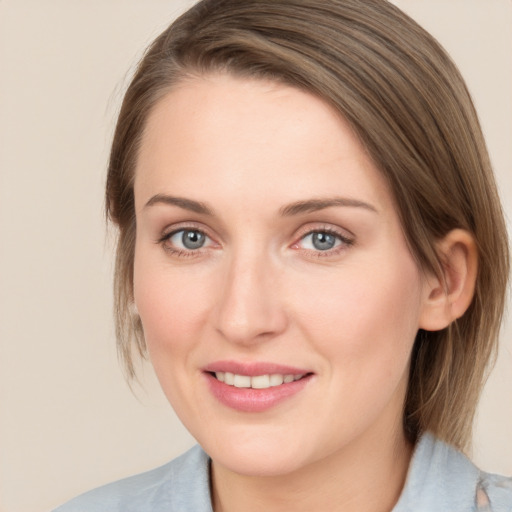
135, 73, 392, 214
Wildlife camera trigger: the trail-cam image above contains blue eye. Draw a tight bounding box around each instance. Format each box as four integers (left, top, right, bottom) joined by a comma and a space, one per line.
299, 231, 345, 251
168, 229, 209, 250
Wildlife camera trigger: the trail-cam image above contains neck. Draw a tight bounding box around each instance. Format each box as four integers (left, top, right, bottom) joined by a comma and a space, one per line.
211, 425, 413, 512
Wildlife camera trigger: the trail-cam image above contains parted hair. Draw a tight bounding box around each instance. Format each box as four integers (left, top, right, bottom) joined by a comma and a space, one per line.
106, 0, 509, 451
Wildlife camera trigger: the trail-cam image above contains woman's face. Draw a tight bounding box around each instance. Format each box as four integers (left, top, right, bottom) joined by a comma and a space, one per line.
133, 74, 431, 476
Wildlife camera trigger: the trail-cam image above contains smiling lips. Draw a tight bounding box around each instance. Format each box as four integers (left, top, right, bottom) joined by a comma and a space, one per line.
203, 362, 312, 412
215, 372, 305, 389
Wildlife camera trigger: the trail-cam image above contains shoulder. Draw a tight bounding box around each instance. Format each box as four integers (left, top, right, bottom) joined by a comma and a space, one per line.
394, 433, 512, 512
52, 445, 212, 512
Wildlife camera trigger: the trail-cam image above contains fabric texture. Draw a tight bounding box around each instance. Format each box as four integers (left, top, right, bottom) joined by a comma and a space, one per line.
54, 433, 512, 512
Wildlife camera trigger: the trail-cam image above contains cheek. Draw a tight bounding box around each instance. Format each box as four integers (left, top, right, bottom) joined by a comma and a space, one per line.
132, 254, 215, 420
133, 250, 212, 357
293, 255, 423, 375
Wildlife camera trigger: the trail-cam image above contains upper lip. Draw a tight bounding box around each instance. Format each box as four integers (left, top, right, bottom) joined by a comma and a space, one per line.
203, 360, 312, 376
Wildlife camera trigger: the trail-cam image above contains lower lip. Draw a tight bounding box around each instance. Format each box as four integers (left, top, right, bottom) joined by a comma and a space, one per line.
204, 372, 312, 413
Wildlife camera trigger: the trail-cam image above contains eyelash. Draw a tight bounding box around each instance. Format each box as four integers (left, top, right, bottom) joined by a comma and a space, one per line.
156, 225, 354, 259
157, 225, 214, 258
292, 226, 354, 258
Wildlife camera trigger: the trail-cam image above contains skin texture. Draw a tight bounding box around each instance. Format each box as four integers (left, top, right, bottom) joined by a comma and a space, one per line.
132, 74, 474, 512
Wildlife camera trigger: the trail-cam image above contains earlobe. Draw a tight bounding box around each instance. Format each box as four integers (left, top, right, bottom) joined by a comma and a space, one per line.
419, 229, 478, 332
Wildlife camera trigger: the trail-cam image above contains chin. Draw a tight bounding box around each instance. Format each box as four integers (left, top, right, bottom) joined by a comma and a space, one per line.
197, 425, 322, 477
212, 444, 310, 477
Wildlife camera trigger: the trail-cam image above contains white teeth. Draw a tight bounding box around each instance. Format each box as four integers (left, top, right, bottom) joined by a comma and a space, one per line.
214, 372, 305, 389
269, 374, 284, 386
251, 375, 270, 389
233, 375, 251, 388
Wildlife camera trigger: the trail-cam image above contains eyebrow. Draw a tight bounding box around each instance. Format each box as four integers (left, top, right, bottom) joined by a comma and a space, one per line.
144, 194, 377, 217
144, 194, 214, 215
279, 197, 378, 216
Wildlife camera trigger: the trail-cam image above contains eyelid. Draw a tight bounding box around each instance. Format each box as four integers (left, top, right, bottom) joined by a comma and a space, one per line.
157, 221, 214, 242
291, 224, 355, 254
168, 229, 213, 248
158, 226, 208, 244
156, 222, 220, 257
293, 223, 354, 243
155, 221, 353, 258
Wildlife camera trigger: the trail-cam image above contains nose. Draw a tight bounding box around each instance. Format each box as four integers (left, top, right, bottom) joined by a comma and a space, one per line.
213, 250, 288, 345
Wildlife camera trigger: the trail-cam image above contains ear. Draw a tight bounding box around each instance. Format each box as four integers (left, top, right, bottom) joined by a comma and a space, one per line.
419, 229, 478, 331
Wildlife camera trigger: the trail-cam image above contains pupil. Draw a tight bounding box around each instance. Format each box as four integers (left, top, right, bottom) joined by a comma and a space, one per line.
312, 232, 335, 250
182, 230, 205, 249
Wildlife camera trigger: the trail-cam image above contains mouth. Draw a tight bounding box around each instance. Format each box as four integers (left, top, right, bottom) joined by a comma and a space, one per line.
209, 371, 308, 389
203, 362, 313, 412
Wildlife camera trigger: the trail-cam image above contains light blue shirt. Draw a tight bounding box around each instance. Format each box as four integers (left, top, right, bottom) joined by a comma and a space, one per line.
54, 433, 512, 511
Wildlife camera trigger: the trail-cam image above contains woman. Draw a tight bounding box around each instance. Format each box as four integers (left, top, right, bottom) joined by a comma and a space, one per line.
55, 0, 511, 510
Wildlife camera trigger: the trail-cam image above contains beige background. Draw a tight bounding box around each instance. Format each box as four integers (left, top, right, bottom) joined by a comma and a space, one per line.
0, 1, 510, 511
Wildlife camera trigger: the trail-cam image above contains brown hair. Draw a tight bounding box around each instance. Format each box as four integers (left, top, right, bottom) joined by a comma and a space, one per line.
106, 0, 509, 450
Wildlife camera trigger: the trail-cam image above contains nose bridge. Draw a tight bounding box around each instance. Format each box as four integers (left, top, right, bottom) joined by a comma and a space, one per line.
214, 244, 287, 344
